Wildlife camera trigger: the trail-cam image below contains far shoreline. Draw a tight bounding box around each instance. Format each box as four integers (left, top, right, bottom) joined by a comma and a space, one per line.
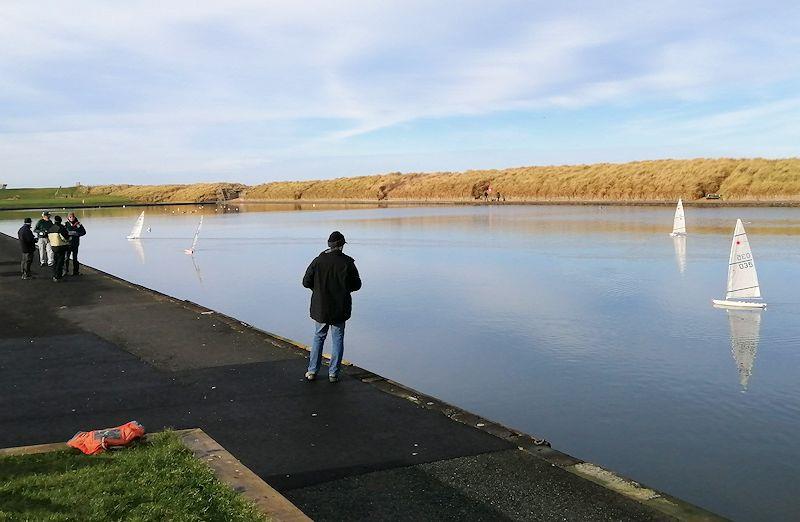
3, 197, 800, 212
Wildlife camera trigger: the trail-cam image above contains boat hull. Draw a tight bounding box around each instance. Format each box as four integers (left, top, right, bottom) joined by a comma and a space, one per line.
712, 299, 766, 309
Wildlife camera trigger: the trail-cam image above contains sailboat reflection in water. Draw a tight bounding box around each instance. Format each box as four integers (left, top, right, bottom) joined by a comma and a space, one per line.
128, 238, 146, 265
672, 235, 686, 274
724, 308, 762, 390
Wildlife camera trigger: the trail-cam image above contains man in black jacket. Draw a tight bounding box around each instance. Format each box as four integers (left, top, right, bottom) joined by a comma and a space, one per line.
18, 217, 36, 279
64, 212, 87, 276
302, 231, 361, 382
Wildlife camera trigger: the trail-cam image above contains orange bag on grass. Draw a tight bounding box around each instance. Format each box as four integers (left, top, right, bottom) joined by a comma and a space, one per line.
67, 421, 145, 455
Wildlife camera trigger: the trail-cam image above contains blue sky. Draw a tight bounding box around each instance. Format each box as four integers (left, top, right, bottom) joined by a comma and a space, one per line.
1, 1, 799, 186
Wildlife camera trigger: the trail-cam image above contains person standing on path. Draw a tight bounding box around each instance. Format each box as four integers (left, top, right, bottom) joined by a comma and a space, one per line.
18, 217, 36, 280
64, 212, 86, 276
34, 211, 54, 268
47, 216, 70, 282
302, 231, 361, 383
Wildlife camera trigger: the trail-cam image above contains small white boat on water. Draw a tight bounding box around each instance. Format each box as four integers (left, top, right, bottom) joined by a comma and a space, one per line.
669, 199, 686, 237
184, 216, 203, 255
126, 211, 146, 240
712, 219, 766, 309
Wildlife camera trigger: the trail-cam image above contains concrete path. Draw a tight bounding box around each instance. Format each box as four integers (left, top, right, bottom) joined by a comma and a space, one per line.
0, 234, 707, 521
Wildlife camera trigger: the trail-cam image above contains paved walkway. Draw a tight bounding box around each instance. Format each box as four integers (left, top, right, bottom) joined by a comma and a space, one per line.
0, 234, 710, 521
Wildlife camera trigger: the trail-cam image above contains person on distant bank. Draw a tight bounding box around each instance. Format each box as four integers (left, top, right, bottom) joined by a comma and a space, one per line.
47, 216, 70, 282
34, 211, 54, 267
64, 212, 86, 276
18, 217, 36, 280
302, 231, 362, 383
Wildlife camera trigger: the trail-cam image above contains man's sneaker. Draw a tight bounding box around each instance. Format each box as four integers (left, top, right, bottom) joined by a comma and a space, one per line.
52, 277, 59, 282
328, 375, 339, 383
304, 372, 316, 381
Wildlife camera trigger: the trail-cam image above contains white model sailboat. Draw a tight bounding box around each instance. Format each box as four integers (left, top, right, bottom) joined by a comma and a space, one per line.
126, 211, 146, 240
184, 216, 203, 255
669, 199, 686, 236
712, 219, 766, 309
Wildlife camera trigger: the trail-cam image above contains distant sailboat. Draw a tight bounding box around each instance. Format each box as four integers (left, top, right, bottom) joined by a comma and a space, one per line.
712, 219, 766, 309
184, 216, 203, 255
126, 211, 145, 240
725, 308, 762, 390
669, 199, 686, 237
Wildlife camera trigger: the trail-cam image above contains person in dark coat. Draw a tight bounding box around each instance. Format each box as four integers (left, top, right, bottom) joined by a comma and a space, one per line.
64, 212, 87, 276
18, 217, 36, 279
47, 216, 70, 282
302, 231, 361, 382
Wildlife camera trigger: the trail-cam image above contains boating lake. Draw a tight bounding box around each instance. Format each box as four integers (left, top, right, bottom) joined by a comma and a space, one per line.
3, 203, 799, 521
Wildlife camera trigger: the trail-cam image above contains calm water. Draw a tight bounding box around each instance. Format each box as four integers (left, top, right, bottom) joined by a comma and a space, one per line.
4, 203, 800, 521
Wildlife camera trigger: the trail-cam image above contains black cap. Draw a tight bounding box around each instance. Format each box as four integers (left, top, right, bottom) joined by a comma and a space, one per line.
327, 231, 346, 248
54, 215, 62, 223
24, 217, 31, 224
42, 210, 50, 216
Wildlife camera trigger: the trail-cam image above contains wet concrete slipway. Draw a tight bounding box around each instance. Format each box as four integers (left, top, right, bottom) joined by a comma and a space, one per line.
0, 234, 720, 521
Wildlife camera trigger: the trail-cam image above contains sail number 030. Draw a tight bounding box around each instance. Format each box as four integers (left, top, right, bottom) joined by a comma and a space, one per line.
736, 252, 753, 269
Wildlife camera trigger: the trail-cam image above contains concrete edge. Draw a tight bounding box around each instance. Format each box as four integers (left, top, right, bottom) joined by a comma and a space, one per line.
176, 428, 311, 522
8, 242, 724, 522
0, 430, 310, 522
0, 441, 68, 457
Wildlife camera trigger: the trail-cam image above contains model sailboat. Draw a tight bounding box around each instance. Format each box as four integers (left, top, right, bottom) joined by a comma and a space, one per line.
669, 199, 686, 237
126, 211, 146, 240
184, 216, 203, 255
712, 219, 766, 309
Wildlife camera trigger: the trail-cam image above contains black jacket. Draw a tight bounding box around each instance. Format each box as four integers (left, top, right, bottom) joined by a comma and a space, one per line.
65, 220, 86, 246
303, 250, 362, 324
18, 225, 36, 253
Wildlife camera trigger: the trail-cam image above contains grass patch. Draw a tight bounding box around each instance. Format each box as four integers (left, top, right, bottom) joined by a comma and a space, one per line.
0, 187, 131, 210
0, 431, 265, 521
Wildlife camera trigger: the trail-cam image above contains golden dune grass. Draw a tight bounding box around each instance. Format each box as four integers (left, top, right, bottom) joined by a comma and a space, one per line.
242, 158, 800, 201
81, 183, 246, 203
78, 158, 800, 204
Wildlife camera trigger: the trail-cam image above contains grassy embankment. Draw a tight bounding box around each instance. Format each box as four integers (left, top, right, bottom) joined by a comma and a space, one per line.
4, 158, 799, 208
0, 187, 131, 210
242, 158, 800, 202
0, 183, 245, 210
0, 432, 264, 521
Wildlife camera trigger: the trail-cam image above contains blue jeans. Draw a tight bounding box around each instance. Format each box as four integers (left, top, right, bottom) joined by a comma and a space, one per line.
308, 321, 345, 377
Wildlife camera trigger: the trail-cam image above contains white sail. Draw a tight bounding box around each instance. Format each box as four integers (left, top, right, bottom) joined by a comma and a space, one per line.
127, 211, 145, 239
672, 235, 686, 274
726, 309, 762, 389
726, 219, 761, 299
670, 199, 686, 236
185, 216, 203, 254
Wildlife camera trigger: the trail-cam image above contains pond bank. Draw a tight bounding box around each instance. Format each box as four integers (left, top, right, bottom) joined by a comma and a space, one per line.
0, 233, 720, 520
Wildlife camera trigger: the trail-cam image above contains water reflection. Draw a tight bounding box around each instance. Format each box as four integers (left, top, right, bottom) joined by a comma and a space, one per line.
190, 255, 204, 284
726, 309, 762, 390
128, 239, 146, 264
672, 236, 687, 274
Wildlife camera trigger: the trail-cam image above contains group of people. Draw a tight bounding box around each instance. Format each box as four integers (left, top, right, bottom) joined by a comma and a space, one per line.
17, 214, 354, 380
18, 210, 86, 281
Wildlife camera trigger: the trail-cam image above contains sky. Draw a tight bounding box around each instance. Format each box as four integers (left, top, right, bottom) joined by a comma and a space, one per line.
1, 0, 799, 187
